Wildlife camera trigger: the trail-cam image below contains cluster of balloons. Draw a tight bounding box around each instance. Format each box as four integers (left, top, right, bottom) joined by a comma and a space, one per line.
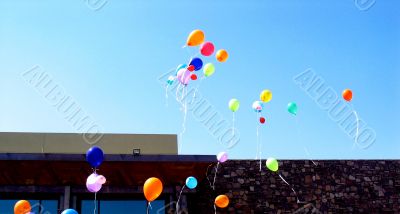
86, 146, 106, 193
167, 29, 229, 86
252, 89, 273, 123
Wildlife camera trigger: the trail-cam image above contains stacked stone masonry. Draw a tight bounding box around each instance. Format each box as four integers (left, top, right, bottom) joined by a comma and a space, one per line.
188, 160, 400, 213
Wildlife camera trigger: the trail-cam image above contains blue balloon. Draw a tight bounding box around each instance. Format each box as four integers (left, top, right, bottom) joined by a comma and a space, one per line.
61, 209, 78, 214
86, 146, 104, 168
185, 176, 198, 189
189, 58, 203, 71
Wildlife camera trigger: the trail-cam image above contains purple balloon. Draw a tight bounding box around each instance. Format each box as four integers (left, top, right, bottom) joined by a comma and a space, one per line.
217, 152, 228, 163
86, 173, 106, 193
177, 68, 191, 85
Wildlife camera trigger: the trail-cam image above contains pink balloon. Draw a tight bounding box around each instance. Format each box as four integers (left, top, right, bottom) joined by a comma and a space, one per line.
217, 152, 228, 163
200, 42, 215, 56
177, 68, 191, 85
86, 173, 106, 193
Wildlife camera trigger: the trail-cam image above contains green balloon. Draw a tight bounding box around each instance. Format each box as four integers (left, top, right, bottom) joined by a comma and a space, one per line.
287, 102, 297, 115
203, 63, 215, 77
228, 99, 240, 112
266, 157, 279, 172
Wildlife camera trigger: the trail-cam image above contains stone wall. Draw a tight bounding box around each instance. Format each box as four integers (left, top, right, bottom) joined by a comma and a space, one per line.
188, 160, 400, 213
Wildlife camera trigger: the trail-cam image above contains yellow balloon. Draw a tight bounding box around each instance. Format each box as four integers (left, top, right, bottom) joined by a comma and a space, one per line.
216, 49, 228, 62
260, 90, 272, 103
203, 63, 215, 77
186, 30, 205, 47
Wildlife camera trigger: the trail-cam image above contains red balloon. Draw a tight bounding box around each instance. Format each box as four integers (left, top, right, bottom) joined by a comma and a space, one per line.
191, 74, 197, 80
200, 42, 215, 56
259, 117, 265, 124
188, 65, 195, 72
342, 89, 352, 102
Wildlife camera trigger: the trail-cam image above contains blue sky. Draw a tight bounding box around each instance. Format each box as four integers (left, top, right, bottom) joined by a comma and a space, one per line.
0, 0, 399, 159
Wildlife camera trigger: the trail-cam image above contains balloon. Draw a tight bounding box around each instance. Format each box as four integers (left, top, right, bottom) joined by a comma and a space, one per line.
189, 57, 203, 71
260, 117, 266, 124
342, 89, 352, 102
175, 64, 187, 76
287, 102, 298, 115
185, 176, 198, 189
216, 49, 228, 62
177, 68, 191, 85
86, 173, 106, 193
228, 99, 240, 112
14, 200, 31, 214
61, 209, 78, 214
260, 90, 272, 103
217, 151, 228, 163
200, 42, 215, 56
166, 75, 175, 85
186, 29, 205, 47
191, 74, 197, 80
143, 177, 163, 202
86, 146, 104, 168
266, 157, 279, 172
188, 65, 195, 72
203, 63, 215, 77
215, 195, 229, 208
252, 101, 263, 112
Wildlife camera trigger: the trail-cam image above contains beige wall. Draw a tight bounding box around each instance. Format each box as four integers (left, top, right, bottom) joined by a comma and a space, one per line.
0, 132, 177, 155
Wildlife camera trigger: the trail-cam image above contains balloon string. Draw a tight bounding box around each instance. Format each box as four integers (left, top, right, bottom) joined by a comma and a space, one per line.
296, 116, 317, 166
165, 84, 169, 107
190, 76, 204, 105
146, 202, 150, 214
214, 204, 217, 214
205, 163, 215, 189
212, 162, 220, 190
256, 112, 262, 171
178, 86, 188, 153
351, 105, 359, 149
175, 84, 182, 104
304, 147, 317, 166
175, 185, 185, 214
175, 85, 188, 153
231, 112, 235, 149
93, 192, 97, 214
183, 45, 200, 59
255, 113, 259, 160
278, 173, 304, 204
259, 112, 262, 172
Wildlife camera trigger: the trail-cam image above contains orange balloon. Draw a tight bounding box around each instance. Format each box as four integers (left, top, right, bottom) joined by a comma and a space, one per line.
14, 200, 31, 214
342, 89, 352, 102
216, 49, 228, 62
215, 194, 229, 208
186, 30, 205, 47
143, 177, 163, 202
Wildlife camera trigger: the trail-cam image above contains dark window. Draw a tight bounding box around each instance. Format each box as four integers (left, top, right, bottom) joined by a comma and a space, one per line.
0, 199, 58, 214
81, 200, 165, 214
